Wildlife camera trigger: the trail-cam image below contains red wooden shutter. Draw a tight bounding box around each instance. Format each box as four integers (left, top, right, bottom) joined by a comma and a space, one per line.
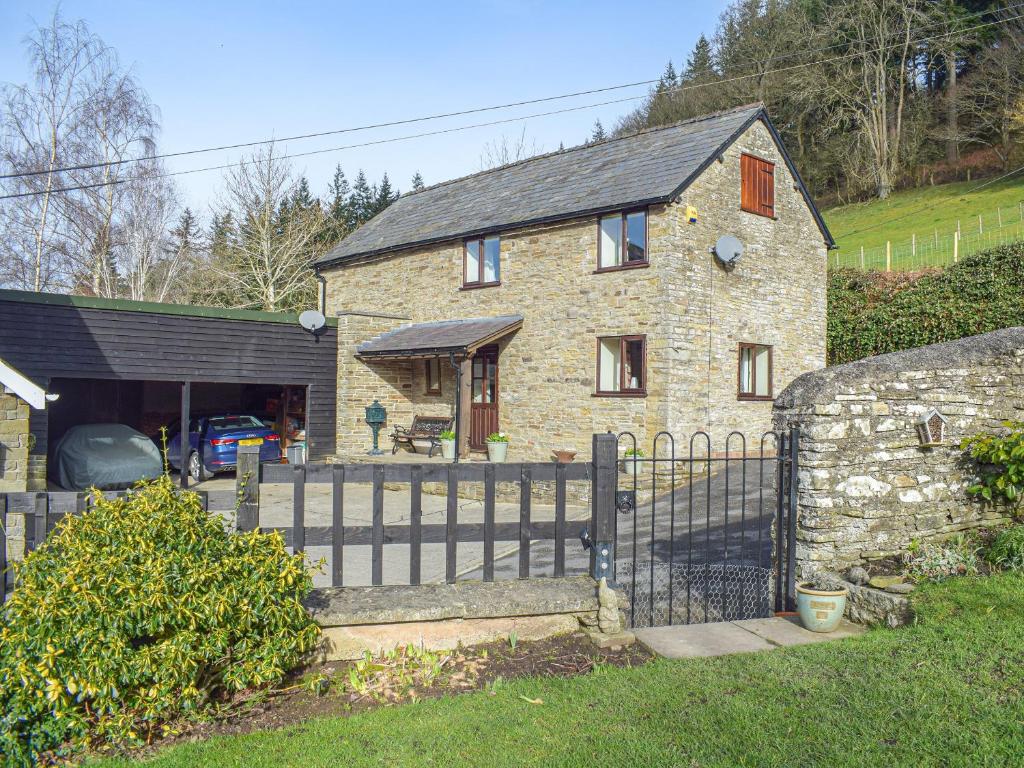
741, 154, 775, 217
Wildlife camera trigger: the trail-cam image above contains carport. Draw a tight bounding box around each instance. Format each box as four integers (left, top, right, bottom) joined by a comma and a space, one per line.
0, 290, 338, 489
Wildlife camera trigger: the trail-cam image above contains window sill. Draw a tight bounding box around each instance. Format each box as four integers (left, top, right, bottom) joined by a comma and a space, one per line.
593, 261, 650, 275
460, 281, 501, 291
737, 394, 774, 402
739, 206, 777, 220
593, 391, 647, 398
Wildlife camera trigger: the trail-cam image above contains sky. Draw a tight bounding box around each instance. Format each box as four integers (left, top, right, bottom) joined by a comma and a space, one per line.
0, 0, 728, 215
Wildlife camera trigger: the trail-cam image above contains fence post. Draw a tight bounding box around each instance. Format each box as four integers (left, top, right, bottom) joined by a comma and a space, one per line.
236, 445, 260, 531
785, 428, 800, 612
1, 494, 6, 603
859, 246, 864, 269
885, 241, 891, 272
591, 432, 617, 582
953, 230, 959, 263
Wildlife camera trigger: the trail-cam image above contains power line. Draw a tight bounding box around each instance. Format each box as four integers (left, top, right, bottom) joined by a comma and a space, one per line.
2, 1, 1020, 183
2, 11, 1022, 202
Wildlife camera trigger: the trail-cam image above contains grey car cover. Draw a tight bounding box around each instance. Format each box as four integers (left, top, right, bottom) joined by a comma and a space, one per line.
54, 423, 162, 491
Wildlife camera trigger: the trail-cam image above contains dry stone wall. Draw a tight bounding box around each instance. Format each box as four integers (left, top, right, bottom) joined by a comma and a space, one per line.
773, 327, 1024, 574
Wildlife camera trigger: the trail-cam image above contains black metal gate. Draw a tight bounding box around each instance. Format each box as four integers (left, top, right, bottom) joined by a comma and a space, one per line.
611, 429, 798, 628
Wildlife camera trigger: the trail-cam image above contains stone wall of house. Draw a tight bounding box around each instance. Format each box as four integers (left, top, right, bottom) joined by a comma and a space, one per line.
334, 312, 458, 454
773, 328, 1024, 575
0, 386, 30, 492
322, 119, 828, 461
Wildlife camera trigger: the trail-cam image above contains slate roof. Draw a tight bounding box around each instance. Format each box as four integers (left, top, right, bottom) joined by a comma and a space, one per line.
317, 104, 833, 267
356, 315, 524, 358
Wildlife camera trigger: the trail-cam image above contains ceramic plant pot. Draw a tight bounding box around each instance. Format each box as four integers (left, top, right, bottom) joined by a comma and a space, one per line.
440, 438, 456, 460
796, 583, 848, 633
487, 441, 508, 462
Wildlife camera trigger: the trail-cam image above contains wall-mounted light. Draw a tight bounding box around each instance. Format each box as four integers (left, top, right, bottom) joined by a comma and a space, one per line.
915, 408, 948, 448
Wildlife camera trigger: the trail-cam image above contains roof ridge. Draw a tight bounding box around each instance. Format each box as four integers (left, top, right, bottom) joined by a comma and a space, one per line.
400, 103, 765, 200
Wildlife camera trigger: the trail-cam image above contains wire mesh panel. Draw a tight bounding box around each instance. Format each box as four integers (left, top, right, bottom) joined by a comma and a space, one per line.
613, 430, 797, 628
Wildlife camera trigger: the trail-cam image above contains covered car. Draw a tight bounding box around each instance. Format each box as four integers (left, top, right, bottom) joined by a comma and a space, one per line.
53, 423, 163, 491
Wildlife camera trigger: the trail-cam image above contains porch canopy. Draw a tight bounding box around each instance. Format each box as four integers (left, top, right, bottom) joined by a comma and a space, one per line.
356, 315, 522, 458
355, 314, 523, 361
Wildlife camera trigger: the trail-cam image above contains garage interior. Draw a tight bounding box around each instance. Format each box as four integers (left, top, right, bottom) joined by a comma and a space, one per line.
44, 379, 310, 486
0, 288, 339, 492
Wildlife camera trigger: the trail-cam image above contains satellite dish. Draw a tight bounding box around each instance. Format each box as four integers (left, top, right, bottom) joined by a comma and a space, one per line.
713, 234, 744, 267
299, 310, 326, 332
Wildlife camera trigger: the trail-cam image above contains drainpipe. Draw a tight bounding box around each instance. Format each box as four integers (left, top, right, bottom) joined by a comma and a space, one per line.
314, 268, 327, 315
448, 351, 461, 464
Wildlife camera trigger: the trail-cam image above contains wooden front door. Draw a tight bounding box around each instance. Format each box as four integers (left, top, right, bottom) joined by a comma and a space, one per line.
469, 345, 499, 450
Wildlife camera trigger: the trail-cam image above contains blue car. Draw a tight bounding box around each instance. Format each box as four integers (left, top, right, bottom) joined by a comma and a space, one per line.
168, 415, 282, 482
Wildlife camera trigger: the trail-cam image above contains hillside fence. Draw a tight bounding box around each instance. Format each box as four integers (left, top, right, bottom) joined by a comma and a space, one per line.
833, 201, 1024, 272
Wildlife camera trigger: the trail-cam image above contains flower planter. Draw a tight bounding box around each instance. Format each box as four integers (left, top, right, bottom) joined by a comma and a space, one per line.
552, 449, 576, 463
796, 583, 848, 633
622, 457, 643, 478
486, 441, 508, 462
439, 438, 456, 460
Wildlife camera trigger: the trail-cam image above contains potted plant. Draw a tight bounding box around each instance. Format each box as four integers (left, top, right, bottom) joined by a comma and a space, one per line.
552, 448, 577, 463
622, 448, 645, 477
438, 429, 456, 460
486, 432, 509, 462
795, 582, 848, 633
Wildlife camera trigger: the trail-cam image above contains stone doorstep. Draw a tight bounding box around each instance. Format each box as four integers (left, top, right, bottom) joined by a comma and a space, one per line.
634, 616, 864, 659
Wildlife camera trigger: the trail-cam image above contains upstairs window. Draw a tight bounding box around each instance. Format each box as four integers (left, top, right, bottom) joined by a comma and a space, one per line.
741, 154, 775, 218
738, 343, 772, 400
425, 358, 442, 395
598, 210, 647, 271
464, 235, 500, 287
597, 335, 646, 395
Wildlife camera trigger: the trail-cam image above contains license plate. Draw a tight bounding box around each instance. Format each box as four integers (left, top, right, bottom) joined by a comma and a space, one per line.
238, 438, 264, 446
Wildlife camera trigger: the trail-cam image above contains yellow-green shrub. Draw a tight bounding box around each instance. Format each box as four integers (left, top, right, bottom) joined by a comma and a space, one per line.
0, 475, 319, 765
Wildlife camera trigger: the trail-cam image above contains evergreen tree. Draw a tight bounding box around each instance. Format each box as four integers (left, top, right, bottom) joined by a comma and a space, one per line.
349, 170, 374, 230
659, 60, 679, 90
169, 208, 200, 258
590, 119, 606, 143
290, 175, 316, 211
373, 173, 398, 216
410, 171, 424, 192
684, 35, 715, 82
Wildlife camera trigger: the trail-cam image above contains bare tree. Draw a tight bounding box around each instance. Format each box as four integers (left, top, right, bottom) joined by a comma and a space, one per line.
0, 11, 161, 296
117, 165, 182, 302
479, 125, 541, 170
818, 0, 927, 199
0, 13, 106, 291
201, 145, 321, 312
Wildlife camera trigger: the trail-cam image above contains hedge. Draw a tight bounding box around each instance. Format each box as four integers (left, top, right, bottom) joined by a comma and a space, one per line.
827, 244, 1024, 365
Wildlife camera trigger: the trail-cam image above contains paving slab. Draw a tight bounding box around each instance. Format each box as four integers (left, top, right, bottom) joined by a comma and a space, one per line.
635, 621, 775, 658
635, 617, 864, 659
732, 616, 864, 646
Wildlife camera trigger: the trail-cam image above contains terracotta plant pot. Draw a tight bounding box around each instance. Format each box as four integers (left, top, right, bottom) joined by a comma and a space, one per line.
552, 449, 576, 463
796, 583, 848, 633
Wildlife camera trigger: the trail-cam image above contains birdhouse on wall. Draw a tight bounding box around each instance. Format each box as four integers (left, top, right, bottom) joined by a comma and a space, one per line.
915, 408, 948, 447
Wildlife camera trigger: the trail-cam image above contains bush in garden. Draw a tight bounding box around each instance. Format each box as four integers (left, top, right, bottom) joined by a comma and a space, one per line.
0, 474, 319, 765
903, 534, 980, 583
961, 421, 1024, 505
985, 525, 1024, 572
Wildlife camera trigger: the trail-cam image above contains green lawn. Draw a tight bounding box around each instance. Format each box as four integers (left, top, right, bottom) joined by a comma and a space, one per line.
824, 177, 1024, 270
94, 574, 1024, 768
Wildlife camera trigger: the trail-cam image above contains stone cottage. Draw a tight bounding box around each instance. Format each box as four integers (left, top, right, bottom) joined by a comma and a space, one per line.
316, 104, 834, 460
0, 357, 51, 491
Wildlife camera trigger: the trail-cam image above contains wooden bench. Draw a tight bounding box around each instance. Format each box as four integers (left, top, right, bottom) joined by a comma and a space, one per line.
390, 415, 454, 457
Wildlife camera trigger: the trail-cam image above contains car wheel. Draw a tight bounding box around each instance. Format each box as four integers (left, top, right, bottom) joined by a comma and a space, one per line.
189, 451, 212, 482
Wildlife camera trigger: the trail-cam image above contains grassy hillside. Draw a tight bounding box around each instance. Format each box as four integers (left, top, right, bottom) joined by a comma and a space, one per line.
824, 177, 1024, 269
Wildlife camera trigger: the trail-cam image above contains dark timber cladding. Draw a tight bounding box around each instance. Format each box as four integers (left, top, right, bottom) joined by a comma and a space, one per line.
0, 289, 338, 460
